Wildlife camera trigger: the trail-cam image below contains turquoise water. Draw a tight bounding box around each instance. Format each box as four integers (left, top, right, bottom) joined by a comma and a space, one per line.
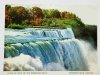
4, 28, 88, 71
5, 28, 74, 44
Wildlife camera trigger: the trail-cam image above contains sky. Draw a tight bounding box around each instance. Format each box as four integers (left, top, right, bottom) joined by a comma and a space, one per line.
10, 0, 98, 25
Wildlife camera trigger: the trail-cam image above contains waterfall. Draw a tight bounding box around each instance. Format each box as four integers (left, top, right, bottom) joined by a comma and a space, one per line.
30, 28, 75, 38
4, 28, 89, 71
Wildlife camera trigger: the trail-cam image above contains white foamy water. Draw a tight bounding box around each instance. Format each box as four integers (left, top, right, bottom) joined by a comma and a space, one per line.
4, 53, 66, 71
44, 63, 66, 71
4, 53, 43, 71
79, 40, 97, 71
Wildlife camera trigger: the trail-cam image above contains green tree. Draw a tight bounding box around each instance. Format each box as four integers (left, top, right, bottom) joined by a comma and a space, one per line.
48, 9, 61, 18
43, 9, 50, 18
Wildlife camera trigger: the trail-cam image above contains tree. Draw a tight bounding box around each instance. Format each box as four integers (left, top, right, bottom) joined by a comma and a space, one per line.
5, 5, 11, 10
43, 9, 49, 18
31, 7, 44, 18
5, 5, 12, 27
30, 7, 44, 25
61, 11, 79, 19
48, 9, 61, 18
9, 6, 29, 24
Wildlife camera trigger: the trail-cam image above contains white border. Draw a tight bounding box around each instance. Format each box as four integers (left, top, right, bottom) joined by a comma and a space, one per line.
0, 0, 99, 75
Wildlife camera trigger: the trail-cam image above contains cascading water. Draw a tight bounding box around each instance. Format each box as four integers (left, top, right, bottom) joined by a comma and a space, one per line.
4, 28, 89, 71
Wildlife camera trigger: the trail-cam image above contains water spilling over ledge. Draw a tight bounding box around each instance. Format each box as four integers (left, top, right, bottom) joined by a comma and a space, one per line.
5, 28, 75, 44
4, 28, 89, 71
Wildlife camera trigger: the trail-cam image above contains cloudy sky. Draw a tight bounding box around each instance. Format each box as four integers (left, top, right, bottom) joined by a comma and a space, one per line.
9, 0, 98, 25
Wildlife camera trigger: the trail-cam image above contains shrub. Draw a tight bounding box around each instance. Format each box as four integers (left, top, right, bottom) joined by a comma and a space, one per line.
8, 24, 26, 29
42, 18, 84, 28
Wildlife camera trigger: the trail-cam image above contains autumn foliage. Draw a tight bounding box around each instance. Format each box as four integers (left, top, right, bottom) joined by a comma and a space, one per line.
5, 5, 83, 27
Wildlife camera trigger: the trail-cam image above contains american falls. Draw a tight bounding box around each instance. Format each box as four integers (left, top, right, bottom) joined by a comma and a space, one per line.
4, 28, 91, 71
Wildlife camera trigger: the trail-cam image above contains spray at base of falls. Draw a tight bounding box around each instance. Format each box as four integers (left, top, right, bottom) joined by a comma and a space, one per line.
79, 40, 97, 71
4, 53, 66, 71
4, 54, 43, 71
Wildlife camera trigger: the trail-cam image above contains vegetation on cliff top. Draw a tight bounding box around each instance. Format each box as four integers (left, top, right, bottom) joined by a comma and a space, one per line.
5, 5, 84, 28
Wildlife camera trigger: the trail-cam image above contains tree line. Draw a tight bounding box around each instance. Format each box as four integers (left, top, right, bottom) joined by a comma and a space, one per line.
5, 5, 84, 28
